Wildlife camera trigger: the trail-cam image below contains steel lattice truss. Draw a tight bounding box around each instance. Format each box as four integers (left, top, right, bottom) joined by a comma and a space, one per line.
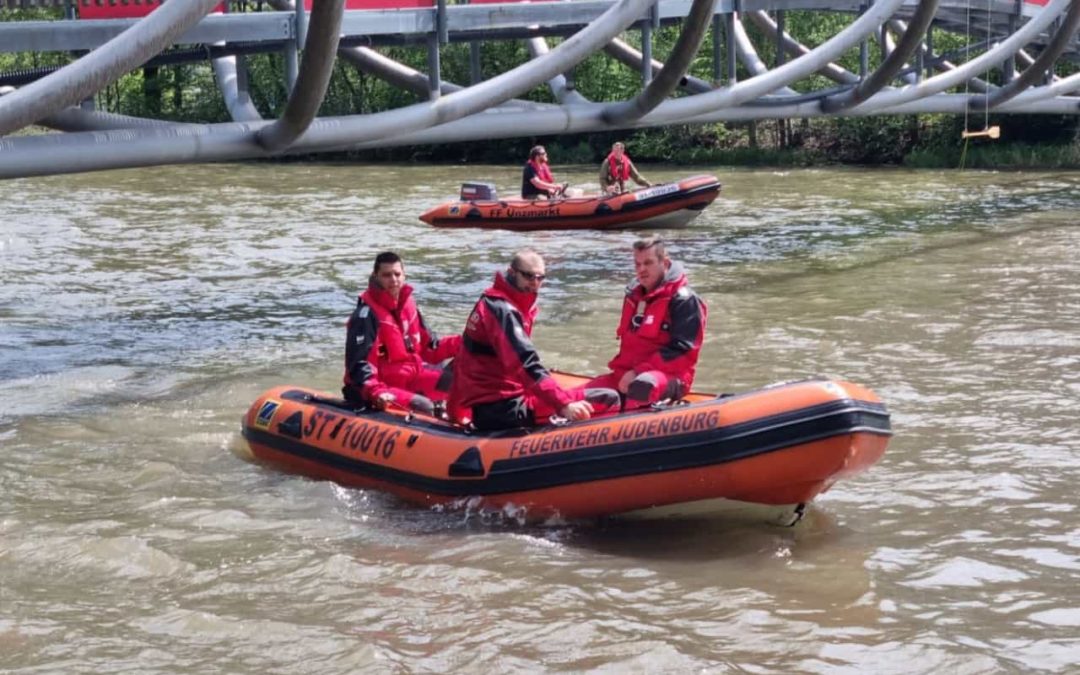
0, 0, 1077, 178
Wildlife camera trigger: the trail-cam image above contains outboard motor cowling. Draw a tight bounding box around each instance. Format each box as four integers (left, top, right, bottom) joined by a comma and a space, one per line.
460, 182, 497, 201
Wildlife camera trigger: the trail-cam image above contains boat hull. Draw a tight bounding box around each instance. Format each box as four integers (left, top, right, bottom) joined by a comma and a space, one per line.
239, 378, 891, 521
419, 175, 722, 231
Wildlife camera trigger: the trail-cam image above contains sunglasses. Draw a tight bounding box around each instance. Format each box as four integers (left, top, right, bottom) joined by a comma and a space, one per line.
513, 267, 547, 282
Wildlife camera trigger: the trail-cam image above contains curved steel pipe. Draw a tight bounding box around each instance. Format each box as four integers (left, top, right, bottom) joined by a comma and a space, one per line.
0, 0, 222, 136
0, 0, 657, 175
871, 0, 1071, 111
745, 11, 860, 85
348, 94, 1080, 147
340, 46, 460, 97
213, 53, 263, 123
4, 90, 1079, 180
337, 44, 551, 109
730, 13, 799, 96
854, 0, 1070, 112
291, 0, 658, 147
602, 38, 712, 94
526, 37, 590, 105
889, 19, 991, 93
650, 0, 906, 120
257, 0, 345, 152
821, 0, 938, 112
879, 21, 917, 85
979, 0, 1080, 110
265, 0, 464, 98
602, 0, 716, 124
999, 72, 1080, 109
0, 86, 177, 132
39, 107, 179, 132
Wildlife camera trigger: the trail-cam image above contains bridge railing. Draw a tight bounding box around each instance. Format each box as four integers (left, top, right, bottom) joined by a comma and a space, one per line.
76, 0, 224, 20
0, 0, 566, 17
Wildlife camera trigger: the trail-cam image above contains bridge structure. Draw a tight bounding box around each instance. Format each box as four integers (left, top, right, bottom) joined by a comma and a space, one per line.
0, 0, 1077, 178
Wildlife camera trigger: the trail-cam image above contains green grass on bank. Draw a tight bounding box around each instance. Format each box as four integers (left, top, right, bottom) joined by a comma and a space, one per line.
905, 141, 1080, 170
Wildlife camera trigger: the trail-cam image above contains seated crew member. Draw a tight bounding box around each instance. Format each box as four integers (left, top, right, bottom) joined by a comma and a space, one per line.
521, 145, 567, 200
600, 142, 651, 195
449, 248, 619, 430
343, 251, 462, 415
586, 237, 707, 408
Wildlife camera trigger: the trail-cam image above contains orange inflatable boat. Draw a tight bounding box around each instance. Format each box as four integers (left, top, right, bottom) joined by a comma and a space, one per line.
418, 175, 722, 231
239, 375, 891, 522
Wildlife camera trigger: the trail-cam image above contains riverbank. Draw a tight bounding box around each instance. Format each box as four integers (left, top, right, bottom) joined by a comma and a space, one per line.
332, 116, 1080, 170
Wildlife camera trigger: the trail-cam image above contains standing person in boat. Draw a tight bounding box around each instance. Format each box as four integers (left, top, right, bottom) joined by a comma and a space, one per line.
343, 251, 462, 415
449, 248, 619, 430
521, 145, 567, 200
586, 237, 707, 409
600, 142, 651, 195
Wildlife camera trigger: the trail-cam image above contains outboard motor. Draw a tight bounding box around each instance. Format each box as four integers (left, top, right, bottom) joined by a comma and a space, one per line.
460, 182, 497, 201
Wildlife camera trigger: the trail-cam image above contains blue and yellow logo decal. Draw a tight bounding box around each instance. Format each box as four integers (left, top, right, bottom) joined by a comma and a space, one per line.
449, 205, 460, 215
254, 400, 281, 430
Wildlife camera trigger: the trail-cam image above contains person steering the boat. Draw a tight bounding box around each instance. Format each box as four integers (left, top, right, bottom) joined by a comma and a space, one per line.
586, 237, 707, 409
521, 145, 567, 200
600, 142, 651, 195
449, 249, 618, 430
343, 251, 462, 415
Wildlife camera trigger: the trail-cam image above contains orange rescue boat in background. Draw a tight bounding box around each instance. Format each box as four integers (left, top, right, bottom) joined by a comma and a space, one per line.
239, 375, 891, 522
419, 175, 722, 231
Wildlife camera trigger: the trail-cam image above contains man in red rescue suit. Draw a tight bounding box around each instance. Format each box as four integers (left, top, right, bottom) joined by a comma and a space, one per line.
449, 249, 619, 430
599, 141, 651, 195
343, 251, 462, 415
586, 237, 707, 408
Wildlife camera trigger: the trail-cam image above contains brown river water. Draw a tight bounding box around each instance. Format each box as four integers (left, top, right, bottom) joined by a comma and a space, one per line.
1, 163, 1078, 672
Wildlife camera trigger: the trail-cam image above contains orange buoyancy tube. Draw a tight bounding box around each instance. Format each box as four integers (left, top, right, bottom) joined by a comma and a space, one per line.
241, 378, 892, 520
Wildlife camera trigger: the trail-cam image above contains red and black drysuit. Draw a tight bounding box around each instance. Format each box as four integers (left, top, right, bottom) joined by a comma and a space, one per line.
586, 261, 707, 406
449, 272, 615, 430
343, 280, 461, 412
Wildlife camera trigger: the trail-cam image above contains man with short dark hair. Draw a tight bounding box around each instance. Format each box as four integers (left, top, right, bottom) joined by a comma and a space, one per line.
343, 251, 461, 414
449, 249, 617, 430
586, 238, 707, 407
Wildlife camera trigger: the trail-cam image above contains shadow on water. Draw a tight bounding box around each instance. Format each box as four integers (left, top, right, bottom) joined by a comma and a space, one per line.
325, 478, 851, 561
562, 506, 850, 562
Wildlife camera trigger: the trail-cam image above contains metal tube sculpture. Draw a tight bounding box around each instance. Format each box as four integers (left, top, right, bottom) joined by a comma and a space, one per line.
820, 0, 940, 112
979, 0, 1080, 110
602, 38, 713, 95
256, 0, 345, 151
0, 0, 223, 135
746, 10, 860, 85
854, 0, 1071, 112
0, 0, 1077, 179
214, 54, 264, 123
602, 0, 717, 124
526, 37, 591, 105
729, 12, 800, 96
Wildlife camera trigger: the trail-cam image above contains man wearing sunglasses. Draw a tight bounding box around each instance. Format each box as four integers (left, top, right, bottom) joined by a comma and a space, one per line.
449, 249, 617, 430
586, 238, 707, 408
344, 251, 462, 415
